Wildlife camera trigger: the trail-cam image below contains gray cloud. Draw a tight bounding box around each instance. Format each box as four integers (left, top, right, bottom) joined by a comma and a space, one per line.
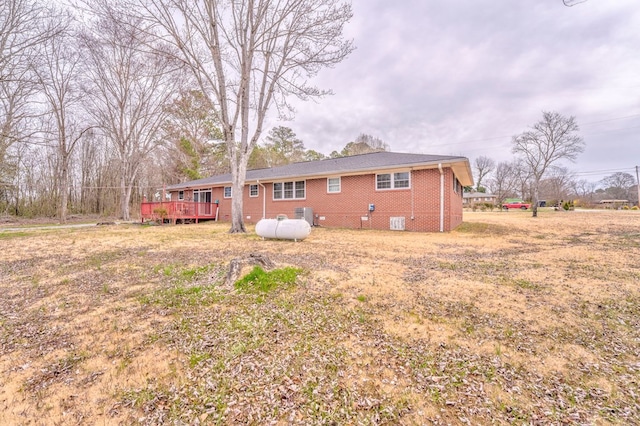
272, 0, 640, 182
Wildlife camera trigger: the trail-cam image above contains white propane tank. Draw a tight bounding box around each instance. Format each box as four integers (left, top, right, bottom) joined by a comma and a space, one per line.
255, 217, 311, 241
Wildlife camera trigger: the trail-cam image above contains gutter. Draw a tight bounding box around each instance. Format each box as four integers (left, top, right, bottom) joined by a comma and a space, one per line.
410, 168, 415, 220
165, 158, 472, 191
438, 163, 444, 233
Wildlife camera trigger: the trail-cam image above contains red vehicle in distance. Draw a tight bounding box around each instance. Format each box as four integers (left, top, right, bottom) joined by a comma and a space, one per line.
502, 200, 531, 210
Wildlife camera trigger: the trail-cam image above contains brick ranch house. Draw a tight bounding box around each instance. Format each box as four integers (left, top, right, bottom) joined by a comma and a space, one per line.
142, 152, 474, 232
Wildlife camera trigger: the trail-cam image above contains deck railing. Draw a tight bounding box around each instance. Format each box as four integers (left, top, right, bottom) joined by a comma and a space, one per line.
140, 201, 218, 223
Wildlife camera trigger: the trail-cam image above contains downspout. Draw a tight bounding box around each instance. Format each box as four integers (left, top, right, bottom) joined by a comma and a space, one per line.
410, 168, 415, 220
438, 163, 444, 232
257, 180, 266, 219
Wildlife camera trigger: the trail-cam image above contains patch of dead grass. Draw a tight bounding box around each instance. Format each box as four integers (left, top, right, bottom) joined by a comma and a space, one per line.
1, 210, 639, 424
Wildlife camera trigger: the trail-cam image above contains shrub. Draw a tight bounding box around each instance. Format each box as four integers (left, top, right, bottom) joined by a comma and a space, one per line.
153, 207, 168, 218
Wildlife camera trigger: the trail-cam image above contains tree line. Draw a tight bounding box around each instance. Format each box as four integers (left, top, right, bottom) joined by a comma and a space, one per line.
3, 0, 626, 228
474, 160, 639, 209
0, 0, 379, 224
470, 112, 638, 211
1, 0, 354, 228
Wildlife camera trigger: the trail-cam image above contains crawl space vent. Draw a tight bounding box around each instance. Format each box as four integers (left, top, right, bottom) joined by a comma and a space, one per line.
390, 217, 405, 231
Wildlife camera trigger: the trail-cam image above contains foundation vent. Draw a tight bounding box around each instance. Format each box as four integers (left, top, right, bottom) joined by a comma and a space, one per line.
390, 217, 405, 231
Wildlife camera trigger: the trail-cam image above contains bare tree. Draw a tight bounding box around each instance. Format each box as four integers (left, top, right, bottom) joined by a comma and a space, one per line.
140, 0, 354, 232
1, 0, 63, 208
512, 111, 585, 217
331, 134, 389, 158
571, 179, 597, 206
353, 133, 390, 152
74, 132, 121, 216
0, 78, 29, 206
539, 165, 575, 205
488, 161, 519, 205
599, 172, 636, 201
34, 11, 96, 223
76, 131, 102, 214
80, 1, 184, 220
473, 155, 495, 192
509, 158, 533, 202
563, 0, 587, 7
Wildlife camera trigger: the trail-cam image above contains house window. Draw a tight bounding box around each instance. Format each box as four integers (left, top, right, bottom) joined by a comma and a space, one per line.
249, 184, 259, 197
376, 174, 391, 189
178, 190, 184, 200
224, 186, 232, 198
295, 181, 305, 198
327, 177, 341, 193
394, 172, 410, 188
376, 172, 410, 190
453, 177, 462, 195
273, 180, 305, 200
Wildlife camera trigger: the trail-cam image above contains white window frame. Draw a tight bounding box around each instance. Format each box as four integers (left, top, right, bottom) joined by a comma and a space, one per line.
223, 186, 232, 198
249, 184, 259, 197
273, 180, 306, 200
193, 188, 212, 203
376, 171, 411, 190
178, 190, 184, 200
327, 177, 341, 193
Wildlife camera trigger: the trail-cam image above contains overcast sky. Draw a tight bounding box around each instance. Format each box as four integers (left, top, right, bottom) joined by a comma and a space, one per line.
272, 0, 640, 184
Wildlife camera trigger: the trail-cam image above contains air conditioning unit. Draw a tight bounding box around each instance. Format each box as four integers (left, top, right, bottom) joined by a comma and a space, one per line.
294, 207, 314, 226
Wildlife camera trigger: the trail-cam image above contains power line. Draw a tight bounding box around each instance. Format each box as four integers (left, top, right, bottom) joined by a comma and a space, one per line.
580, 114, 640, 127
573, 167, 636, 177
582, 125, 640, 137
425, 112, 640, 148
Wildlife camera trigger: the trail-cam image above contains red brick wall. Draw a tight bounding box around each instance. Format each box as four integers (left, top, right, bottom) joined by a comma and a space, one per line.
169, 167, 464, 232
224, 167, 463, 232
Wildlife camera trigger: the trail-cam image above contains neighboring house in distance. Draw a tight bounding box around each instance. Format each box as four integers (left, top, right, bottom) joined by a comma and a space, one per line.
598, 199, 630, 209
146, 151, 473, 232
463, 192, 497, 207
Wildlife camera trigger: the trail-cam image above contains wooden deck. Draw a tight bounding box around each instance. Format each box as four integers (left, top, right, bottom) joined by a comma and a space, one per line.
140, 201, 219, 224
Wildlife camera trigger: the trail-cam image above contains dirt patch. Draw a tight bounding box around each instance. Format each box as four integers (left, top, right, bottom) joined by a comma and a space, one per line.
1, 210, 639, 424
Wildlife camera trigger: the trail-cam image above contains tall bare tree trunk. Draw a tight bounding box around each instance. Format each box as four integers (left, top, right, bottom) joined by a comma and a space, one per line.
229, 148, 248, 233
141, 0, 353, 233
532, 178, 540, 218
59, 159, 69, 222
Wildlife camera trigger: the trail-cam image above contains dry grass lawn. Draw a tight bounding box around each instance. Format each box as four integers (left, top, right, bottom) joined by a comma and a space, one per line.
1, 210, 639, 425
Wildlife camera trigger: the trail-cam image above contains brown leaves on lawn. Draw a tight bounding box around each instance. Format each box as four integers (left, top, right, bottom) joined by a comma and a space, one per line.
1, 211, 639, 424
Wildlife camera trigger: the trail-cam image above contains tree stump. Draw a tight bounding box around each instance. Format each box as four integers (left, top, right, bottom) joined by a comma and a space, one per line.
224, 253, 275, 288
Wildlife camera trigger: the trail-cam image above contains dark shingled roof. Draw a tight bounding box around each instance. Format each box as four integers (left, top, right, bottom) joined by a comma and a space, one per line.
167, 151, 473, 190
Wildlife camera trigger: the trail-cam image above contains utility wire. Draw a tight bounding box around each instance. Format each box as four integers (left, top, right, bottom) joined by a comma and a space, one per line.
573, 167, 637, 177
426, 113, 640, 148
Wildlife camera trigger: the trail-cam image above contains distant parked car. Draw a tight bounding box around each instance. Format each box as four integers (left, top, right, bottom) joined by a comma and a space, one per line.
502, 201, 531, 210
